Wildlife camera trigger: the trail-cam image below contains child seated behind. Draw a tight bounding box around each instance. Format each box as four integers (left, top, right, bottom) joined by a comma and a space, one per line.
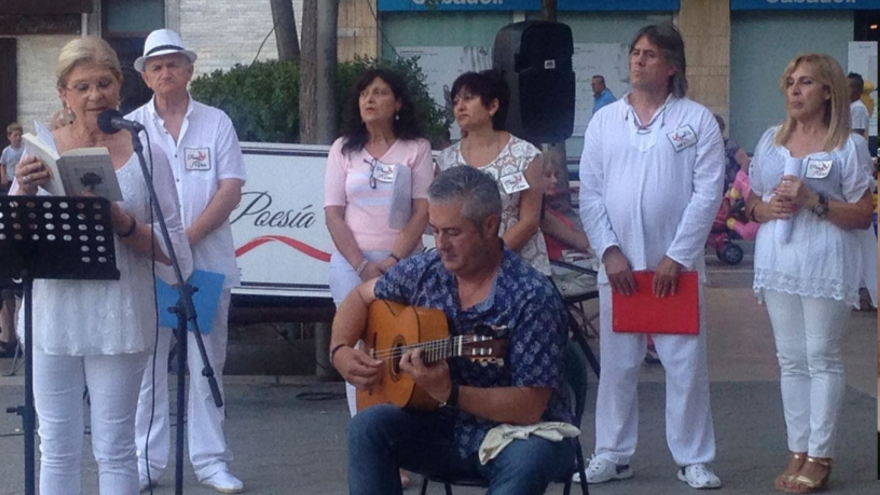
724, 158, 760, 241
0, 122, 24, 192
540, 150, 592, 260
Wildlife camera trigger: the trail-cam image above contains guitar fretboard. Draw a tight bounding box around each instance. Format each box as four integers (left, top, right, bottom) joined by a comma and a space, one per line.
370, 335, 496, 364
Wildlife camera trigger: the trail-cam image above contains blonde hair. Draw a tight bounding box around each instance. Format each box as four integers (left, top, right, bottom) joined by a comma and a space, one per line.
775, 53, 850, 152
55, 36, 123, 90
6, 122, 22, 135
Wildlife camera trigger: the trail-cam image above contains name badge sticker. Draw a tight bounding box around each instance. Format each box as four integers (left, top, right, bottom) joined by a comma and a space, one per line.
805, 159, 832, 179
372, 162, 396, 184
666, 125, 698, 152
185, 148, 211, 171
500, 172, 530, 195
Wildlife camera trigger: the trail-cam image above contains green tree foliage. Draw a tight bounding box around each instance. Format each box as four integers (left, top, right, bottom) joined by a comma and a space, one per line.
190, 56, 450, 147
190, 60, 300, 143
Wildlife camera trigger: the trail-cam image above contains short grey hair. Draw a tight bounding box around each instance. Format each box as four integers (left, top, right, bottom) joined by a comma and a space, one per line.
428, 166, 501, 233
630, 24, 688, 98
591, 75, 605, 85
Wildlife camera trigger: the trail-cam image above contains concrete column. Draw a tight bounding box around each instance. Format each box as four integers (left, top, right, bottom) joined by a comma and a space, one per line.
678, 0, 731, 125
164, 0, 180, 33
315, 321, 333, 378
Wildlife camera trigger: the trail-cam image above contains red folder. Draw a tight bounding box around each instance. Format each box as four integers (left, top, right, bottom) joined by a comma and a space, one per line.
612, 271, 700, 335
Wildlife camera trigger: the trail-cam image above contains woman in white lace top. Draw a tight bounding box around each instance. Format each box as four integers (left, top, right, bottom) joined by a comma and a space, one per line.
10, 37, 190, 495
436, 71, 550, 275
745, 53, 873, 494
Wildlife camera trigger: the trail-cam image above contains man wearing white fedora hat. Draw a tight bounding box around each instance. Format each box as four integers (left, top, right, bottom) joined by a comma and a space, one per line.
128, 28, 246, 494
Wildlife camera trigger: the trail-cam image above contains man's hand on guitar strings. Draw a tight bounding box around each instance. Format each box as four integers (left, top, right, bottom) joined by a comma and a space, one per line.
334, 346, 383, 390
399, 348, 453, 404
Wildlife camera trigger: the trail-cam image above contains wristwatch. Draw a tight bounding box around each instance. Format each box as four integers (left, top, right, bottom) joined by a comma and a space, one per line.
810, 193, 829, 219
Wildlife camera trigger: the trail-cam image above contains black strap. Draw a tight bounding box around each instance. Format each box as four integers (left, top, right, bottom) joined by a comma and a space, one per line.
145, 44, 185, 57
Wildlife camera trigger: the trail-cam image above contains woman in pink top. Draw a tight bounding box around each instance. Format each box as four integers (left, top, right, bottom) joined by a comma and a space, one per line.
323, 69, 432, 415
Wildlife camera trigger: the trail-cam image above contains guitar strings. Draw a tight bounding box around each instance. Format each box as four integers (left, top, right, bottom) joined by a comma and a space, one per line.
370, 335, 486, 362
370, 336, 472, 361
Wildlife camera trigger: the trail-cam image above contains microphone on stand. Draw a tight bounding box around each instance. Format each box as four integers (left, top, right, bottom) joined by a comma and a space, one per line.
97, 109, 145, 135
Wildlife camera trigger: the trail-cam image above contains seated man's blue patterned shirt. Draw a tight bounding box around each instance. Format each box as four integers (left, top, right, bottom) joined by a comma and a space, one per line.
374, 247, 572, 458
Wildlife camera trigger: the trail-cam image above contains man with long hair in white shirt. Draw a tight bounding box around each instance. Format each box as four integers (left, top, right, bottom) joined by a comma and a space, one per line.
577, 24, 725, 489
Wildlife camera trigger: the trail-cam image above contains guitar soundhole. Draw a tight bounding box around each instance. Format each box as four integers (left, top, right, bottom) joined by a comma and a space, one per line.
391, 343, 403, 376
389, 334, 408, 379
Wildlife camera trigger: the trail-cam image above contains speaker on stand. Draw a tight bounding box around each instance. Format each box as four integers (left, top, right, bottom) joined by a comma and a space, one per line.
493, 21, 575, 144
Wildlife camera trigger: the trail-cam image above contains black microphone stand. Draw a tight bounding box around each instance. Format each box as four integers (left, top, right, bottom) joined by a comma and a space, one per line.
127, 128, 222, 495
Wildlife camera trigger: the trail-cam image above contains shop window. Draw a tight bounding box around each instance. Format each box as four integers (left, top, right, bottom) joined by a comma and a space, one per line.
102, 0, 164, 113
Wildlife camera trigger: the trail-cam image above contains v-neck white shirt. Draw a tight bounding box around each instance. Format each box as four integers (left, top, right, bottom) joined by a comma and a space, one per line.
128, 96, 246, 288
578, 93, 725, 283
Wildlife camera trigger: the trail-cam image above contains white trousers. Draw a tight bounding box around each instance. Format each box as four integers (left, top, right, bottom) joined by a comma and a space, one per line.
329, 250, 389, 418
763, 291, 850, 458
594, 283, 716, 467
33, 348, 148, 495
135, 289, 232, 481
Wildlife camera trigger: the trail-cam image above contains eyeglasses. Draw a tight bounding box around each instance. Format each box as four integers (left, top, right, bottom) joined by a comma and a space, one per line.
365, 158, 378, 189
65, 78, 117, 95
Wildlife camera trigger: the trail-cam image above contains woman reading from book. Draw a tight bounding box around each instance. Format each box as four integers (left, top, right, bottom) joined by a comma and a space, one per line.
10, 36, 190, 495
323, 67, 432, 487
745, 53, 873, 494
436, 70, 550, 276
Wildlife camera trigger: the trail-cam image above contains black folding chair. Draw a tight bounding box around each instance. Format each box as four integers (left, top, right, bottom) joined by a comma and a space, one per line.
419, 340, 591, 495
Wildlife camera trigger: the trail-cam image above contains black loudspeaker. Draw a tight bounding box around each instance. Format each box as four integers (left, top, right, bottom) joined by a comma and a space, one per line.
493, 21, 575, 143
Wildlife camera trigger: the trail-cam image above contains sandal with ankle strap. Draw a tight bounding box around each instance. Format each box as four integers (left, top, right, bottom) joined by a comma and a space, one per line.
787, 457, 832, 494
774, 453, 805, 492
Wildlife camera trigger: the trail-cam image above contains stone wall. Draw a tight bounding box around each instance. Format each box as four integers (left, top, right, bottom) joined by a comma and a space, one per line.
15, 35, 77, 133
678, 0, 731, 130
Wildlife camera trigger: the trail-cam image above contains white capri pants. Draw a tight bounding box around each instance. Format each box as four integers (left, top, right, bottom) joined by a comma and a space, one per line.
34, 348, 148, 495
329, 250, 390, 417
763, 290, 851, 458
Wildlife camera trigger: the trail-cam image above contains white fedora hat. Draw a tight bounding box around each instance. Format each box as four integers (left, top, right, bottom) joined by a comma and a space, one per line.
134, 29, 198, 73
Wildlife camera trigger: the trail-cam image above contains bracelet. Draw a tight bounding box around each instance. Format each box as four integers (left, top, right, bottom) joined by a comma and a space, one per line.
329, 343, 351, 365
355, 259, 368, 277
118, 213, 137, 238
440, 382, 460, 408
747, 202, 759, 223
389, 253, 401, 263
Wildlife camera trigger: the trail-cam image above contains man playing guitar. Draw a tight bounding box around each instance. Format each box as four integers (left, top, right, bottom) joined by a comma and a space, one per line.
331, 166, 574, 495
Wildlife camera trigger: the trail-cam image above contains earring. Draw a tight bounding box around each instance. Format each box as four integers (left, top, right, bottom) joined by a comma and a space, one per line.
394, 111, 400, 121
62, 104, 76, 125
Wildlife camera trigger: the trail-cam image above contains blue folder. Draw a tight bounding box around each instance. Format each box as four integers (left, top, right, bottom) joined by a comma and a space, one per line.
155, 270, 226, 334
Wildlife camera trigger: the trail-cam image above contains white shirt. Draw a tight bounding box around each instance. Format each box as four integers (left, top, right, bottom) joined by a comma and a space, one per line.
749, 127, 871, 307
578, 93, 725, 283
850, 100, 869, 133
128, 96, 246, 288
21, 138, 191, 355
1, 145, 24, 182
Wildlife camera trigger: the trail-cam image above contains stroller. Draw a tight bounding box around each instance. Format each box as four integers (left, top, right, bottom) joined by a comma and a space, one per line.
706, 170, 759, 265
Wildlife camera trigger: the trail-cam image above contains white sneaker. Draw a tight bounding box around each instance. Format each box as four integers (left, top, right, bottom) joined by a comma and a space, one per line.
574, 456, 633, 484
677, 464, 722, 489
200, 470, 245, 494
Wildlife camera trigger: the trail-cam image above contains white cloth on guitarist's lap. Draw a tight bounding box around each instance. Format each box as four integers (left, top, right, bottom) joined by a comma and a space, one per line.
479, 422, 580, 465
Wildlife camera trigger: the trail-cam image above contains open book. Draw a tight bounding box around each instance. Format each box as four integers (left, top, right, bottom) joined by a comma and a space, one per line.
21, 133, 123, 201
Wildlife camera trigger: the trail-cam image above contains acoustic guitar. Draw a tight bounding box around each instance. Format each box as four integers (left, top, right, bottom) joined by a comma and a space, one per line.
356, 300, 508, 412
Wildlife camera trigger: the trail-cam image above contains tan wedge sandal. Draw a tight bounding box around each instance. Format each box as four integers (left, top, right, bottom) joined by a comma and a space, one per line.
774, 452, 806, 492
787, 456, 832, 494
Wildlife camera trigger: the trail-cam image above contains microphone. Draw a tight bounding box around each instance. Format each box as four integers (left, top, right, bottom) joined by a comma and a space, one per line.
97, 109, 145, 135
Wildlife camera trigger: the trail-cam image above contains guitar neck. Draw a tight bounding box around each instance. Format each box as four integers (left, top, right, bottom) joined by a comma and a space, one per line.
409, 335, 472, 365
